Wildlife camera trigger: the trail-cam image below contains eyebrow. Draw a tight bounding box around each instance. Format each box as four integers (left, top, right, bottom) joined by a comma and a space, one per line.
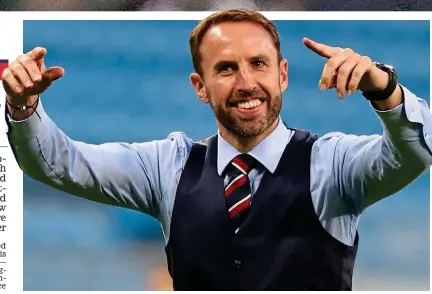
212, 54, 272, 71
250, 54, 271, 63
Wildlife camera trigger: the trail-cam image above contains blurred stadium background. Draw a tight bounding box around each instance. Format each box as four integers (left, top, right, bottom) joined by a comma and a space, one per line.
22, 19, 429, 290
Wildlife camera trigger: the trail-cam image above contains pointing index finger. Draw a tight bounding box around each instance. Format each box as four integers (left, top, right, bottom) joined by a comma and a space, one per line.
26, 47, 47, 61
303, 37, 342, 59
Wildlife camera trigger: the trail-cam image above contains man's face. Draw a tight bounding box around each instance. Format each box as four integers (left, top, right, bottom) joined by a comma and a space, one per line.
191, 21, 288, 137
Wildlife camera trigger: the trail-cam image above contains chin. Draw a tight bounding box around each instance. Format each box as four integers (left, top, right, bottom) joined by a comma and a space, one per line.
234, 121, 268, 137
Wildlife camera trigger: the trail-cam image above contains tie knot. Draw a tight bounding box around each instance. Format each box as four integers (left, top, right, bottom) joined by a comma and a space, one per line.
230, 153, 256, 175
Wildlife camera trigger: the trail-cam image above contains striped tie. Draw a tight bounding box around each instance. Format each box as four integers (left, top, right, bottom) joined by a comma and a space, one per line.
224, 154, 256, 233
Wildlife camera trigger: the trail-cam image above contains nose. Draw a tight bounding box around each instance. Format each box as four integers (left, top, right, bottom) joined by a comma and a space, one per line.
235, 66, 257, 94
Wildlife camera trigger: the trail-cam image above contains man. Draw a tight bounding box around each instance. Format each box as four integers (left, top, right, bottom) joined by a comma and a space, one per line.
3, 9, 432, 290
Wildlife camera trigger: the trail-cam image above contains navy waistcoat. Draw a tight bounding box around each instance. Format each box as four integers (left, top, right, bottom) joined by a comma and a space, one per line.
165, 128, 359, 290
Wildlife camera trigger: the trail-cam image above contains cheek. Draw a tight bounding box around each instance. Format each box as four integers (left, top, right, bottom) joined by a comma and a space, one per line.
211, 80, 234, 104
271, 72, 283, 91
258, 74, 280, 94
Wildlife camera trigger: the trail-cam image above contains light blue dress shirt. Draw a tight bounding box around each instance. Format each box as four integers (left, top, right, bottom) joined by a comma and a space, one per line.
6, 84, 432, 246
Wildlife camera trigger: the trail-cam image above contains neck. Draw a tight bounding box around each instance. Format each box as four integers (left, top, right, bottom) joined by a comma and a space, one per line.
218, 117, 279, 153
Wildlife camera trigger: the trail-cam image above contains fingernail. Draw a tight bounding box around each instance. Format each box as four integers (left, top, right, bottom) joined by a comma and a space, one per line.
34, 74, 41, 81
320, 84, 327, 91
348, 89, 352, 95
337, 92, 343, 99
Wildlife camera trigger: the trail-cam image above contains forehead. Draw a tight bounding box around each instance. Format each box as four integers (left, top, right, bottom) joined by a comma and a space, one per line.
200, 21, 277, 62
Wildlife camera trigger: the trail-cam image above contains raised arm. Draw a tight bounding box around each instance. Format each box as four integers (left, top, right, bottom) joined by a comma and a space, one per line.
312, 86, 432, 215
304, 37, 432, 214
2, 47, 192, 218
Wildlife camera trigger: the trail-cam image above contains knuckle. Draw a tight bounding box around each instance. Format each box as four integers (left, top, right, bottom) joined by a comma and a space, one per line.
348, 82, 357, 90
23, 82, 33, 89
320, 75, 329, 83
9, 62, 21, 71
352, 53, 361, 60
16, 54, 29, 63
18, 56, 35, 69
337, 80, 345, 88
327, 59, 336, 68
351, 70, 362, 79
338, 67, 349, 77
1, 68, 10, 79
22, 58, 34, 67
14, 86, 23, 94
362, 55, 372, 64
348, 78, 357, 86
344, 48, 354, 55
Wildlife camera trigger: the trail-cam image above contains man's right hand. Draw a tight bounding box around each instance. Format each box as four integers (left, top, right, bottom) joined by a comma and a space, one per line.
2, 47, 64, 120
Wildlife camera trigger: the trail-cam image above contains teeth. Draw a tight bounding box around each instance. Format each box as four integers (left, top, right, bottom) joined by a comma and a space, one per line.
237, 99, 261, 109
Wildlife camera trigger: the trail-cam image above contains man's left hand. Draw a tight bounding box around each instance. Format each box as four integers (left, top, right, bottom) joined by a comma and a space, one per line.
303, 37, 389, 99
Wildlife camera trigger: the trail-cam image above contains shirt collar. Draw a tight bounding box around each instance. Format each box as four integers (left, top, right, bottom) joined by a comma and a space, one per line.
217, 117, 294, 176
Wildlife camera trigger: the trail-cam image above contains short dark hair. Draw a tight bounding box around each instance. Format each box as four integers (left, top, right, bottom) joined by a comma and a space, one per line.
189, 9, 282, 76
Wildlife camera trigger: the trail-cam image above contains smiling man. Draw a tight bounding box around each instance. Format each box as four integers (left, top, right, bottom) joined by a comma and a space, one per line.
3, 9, 432, 291
190, 20, 284, 152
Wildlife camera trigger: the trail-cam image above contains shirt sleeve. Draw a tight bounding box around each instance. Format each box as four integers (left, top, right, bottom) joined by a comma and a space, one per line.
311, 84, 432, 216
5, 98, 192, 220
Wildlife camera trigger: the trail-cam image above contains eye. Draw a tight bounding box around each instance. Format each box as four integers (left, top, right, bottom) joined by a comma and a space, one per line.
217, 62, 237, 73
252, 60, 265, 68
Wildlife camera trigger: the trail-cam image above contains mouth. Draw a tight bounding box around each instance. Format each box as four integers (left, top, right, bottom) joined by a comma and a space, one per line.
227, 98, 266, 114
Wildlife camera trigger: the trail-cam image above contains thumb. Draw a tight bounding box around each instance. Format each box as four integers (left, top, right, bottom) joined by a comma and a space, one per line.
42, 66, 64, 82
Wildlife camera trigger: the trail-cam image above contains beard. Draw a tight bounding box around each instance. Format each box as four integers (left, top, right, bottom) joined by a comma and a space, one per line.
208, 87, 282, 138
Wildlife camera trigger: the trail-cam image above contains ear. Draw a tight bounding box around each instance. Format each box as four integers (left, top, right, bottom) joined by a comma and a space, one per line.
190, 73, 209, 104
279, 59, 288, 93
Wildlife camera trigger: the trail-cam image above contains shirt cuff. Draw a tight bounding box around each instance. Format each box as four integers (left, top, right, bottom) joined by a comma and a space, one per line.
372, 84, 432, 152
372, 84, 424, 124
5, 97, 49, 141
